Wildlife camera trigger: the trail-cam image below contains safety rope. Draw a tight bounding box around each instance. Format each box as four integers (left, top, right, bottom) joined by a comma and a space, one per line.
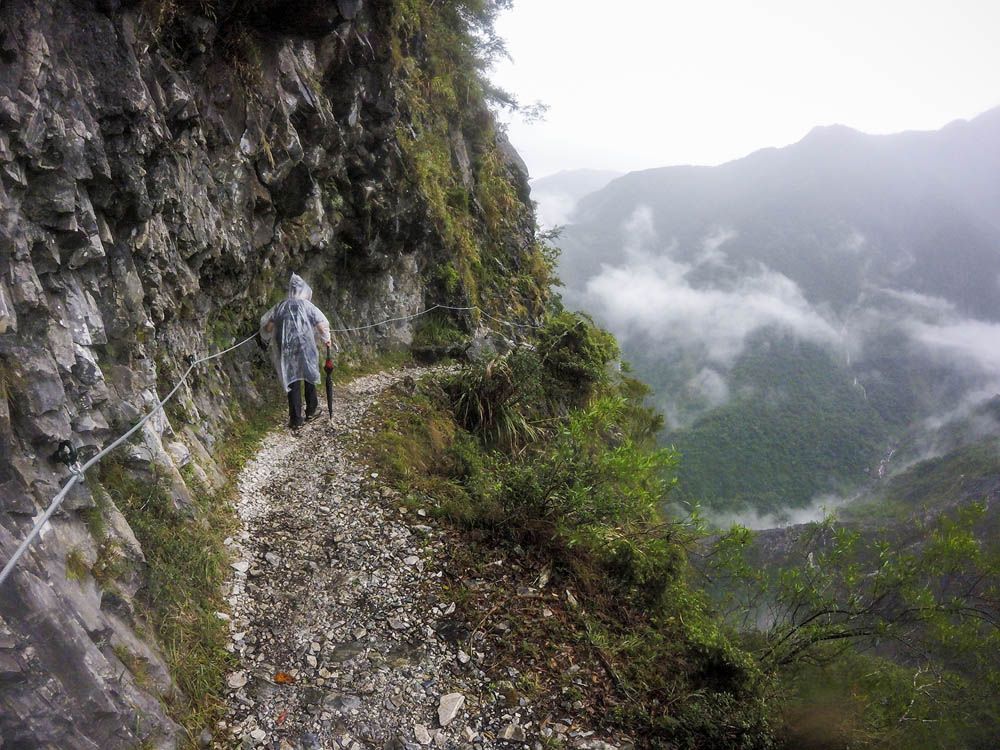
0, 302, 539, 586
328, 304, 542, 333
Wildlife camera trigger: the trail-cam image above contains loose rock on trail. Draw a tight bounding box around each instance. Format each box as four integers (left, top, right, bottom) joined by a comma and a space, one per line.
220, 368, 621, 750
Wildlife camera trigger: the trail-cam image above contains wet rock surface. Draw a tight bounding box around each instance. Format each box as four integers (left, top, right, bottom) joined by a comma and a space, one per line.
221, 369, 621, 750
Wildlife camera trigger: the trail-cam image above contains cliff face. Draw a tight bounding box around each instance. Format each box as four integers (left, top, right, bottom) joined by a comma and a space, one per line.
0, 1, 542, 746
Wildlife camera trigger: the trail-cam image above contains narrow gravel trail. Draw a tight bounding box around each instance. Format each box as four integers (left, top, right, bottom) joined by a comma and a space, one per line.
217, 367, 571, 750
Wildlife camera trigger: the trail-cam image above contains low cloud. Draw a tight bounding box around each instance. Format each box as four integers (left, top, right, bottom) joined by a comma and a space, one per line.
705, 493, 850, 531
909, 318, 1000, 374
922, 385, 1000, 433
700, 227, 738, 264
580, 206, 841, 368
532, 190, 576, 228
688, 367, 730, 408
564, 205, 1000, 523
840, 230, 867, 254
868, 286, 956, 317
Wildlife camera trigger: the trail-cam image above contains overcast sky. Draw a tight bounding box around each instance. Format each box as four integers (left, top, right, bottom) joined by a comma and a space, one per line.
490, 0, 1000, 179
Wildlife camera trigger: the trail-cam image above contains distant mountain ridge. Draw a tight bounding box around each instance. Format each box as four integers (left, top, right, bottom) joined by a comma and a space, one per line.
531, 168, 624, 200
529, 168, 623, 227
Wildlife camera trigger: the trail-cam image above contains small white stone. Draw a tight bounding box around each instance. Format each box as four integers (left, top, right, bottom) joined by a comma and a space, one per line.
501, 723, 526, 742
414, 724, 432, 745
250, 728, 266, 741
226, 671, 248, 689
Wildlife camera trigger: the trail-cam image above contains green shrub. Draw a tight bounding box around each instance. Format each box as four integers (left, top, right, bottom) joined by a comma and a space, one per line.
114, 644, 152, 688
489, 394, 680, 601
91, 539, 127, 587
536, 311, 618, 408
435, 262, 462, 296
412, 312, 468, 349
444, 311, 619, 451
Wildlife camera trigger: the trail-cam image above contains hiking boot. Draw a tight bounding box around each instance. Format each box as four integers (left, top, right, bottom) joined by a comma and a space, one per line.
304, 410, 320, 423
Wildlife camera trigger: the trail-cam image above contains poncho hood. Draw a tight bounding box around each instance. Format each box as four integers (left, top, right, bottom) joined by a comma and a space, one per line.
288, 273, 313, 301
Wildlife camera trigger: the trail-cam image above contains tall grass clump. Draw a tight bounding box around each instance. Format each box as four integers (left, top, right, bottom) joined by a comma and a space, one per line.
449, 350, 541, 451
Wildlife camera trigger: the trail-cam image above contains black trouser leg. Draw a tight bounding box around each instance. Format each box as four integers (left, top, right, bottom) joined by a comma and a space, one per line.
288, 381, 303, 426
304, 381, 318, 418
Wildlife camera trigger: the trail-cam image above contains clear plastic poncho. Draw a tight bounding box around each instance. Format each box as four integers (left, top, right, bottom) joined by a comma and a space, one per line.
260, 274, 331, 391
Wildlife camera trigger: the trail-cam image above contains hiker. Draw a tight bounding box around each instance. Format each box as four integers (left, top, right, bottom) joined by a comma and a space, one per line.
260, 273, 336, 429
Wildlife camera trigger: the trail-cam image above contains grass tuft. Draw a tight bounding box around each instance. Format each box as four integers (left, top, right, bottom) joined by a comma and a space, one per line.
91, 538, 127, 587
114, 643, 153, 688
65, 548, 90, 582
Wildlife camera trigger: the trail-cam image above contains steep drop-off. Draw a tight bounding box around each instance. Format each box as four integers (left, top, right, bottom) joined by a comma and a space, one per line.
0, 1, 545, 746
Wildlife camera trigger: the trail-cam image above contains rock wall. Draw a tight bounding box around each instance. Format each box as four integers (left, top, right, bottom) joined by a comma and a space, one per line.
0, 1, 538, 746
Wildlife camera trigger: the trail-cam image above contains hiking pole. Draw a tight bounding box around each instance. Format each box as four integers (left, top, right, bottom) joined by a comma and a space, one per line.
324, 344, 335, 420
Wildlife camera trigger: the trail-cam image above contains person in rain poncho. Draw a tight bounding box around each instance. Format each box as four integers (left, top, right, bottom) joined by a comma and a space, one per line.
260, 273, 337, 429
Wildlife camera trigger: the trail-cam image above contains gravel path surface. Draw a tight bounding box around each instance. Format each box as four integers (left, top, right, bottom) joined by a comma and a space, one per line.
218, 368, 617, 750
